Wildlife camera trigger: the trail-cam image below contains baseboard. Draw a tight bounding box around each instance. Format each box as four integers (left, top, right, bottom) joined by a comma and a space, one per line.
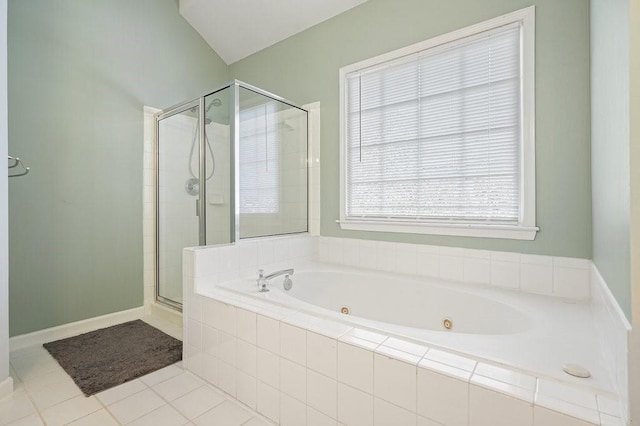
147, 302, 182, 327
0, 376, 13, 401
9, 306, 145, 351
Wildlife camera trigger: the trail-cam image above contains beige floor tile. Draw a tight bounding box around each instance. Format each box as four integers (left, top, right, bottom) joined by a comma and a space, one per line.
5, 413, 44, 426
28, 378, 82, 411
0, 390, 37, 426
139, 364, 183, 387
128, 404, 189, 426
95, 379, 147, 406
39, 395, 102, 426
107, 388, 165, 424
171, 385, 227, 419
193, 400, 253, 426
66, 409, 119, 426
152, 372, 204, 402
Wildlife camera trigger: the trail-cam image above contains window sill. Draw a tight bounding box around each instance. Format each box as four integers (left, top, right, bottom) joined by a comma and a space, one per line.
338, 220, 539, 240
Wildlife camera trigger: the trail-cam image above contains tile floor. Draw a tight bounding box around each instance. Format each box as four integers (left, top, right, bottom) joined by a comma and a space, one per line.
0, 318, 272, 426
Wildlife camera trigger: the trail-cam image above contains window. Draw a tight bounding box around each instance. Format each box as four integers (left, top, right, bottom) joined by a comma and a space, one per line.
239, 103, 279, 214
339, 7, 537, 240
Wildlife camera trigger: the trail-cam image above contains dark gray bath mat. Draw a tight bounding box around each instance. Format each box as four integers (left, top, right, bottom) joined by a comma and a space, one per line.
43, 319, 182, 396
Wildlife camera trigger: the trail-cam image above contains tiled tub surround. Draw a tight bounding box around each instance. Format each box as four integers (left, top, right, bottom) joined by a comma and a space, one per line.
183, 235, 623, 425
591, 266, 632, 425
318, 237, 592, 300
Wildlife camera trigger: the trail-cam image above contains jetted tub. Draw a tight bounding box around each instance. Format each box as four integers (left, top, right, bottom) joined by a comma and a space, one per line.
214, 261, 612, 392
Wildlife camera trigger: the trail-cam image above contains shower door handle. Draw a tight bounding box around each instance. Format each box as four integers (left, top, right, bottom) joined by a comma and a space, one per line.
196, 199, 200, 216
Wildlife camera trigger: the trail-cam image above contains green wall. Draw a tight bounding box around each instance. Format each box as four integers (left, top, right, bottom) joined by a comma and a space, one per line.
8, 0, 228, 335
590, 0, 631, 320
230, 0, 592, 258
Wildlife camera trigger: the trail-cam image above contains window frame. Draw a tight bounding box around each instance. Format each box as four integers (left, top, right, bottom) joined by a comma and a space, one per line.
338, 6, 537, 240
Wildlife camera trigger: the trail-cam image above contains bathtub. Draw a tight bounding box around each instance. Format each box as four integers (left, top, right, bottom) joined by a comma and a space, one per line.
185, 236, 622, 425
215, 261, 610, 391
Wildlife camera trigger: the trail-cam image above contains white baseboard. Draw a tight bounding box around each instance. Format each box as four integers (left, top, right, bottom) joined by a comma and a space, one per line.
147, 302, 182, 327
0, 376, 13, 401
9, 306, 145, 352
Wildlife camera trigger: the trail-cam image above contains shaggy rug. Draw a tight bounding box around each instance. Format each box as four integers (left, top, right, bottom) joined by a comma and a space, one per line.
43, 319, 182, 396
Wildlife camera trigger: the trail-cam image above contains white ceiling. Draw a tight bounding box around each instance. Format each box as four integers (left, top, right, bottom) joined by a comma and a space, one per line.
179, 0, 369, 65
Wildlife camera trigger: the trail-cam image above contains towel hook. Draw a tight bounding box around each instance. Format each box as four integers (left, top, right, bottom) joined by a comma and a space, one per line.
8, 155, 30, 178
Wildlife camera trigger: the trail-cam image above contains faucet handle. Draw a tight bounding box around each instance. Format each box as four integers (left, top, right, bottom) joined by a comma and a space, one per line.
258, 269, 264, 278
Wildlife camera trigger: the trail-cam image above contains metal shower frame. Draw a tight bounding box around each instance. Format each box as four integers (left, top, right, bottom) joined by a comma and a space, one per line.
153, 80, 309, 311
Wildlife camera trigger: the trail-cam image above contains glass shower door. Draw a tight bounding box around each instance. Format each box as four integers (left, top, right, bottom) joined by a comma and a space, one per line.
157, 104, 201, 307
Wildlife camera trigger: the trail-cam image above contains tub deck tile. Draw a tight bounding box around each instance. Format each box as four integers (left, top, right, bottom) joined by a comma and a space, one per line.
343, 328, 388, 345
380, 337, 429, 359
423, 349, 477, 373
473, 362, 537, 391
375, 345, 423, 366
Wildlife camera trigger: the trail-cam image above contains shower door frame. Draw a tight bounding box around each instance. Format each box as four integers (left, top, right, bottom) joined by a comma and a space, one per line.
153, 80, 309, 311
155, 98, 206, 311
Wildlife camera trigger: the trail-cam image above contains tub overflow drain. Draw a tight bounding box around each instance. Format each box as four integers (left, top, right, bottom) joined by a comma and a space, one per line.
341, 306, 350, 315
563, 364, 591, 378
443, 318, 453, 330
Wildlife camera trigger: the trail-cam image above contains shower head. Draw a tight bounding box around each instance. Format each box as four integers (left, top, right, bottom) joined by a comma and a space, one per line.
206, 98, 222, 112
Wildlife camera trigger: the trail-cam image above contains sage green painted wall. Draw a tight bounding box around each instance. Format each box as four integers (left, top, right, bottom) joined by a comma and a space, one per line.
590, 0, 631, 320
8, 0, 228, 335
230, 0, 592, 258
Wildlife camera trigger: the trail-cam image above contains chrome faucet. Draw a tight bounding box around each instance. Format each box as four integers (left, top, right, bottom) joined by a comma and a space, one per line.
256, 268, 294, 292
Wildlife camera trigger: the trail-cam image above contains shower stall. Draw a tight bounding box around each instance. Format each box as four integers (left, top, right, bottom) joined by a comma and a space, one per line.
155, 81, 308, 309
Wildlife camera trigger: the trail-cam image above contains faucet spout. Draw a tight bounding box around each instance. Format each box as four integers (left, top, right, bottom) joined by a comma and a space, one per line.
264, 268, 294, 280
256, 268, 294, 292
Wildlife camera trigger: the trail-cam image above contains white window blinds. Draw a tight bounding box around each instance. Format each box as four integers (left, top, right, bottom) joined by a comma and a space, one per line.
345, 24, 522, 223
239, 103, 279, 214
